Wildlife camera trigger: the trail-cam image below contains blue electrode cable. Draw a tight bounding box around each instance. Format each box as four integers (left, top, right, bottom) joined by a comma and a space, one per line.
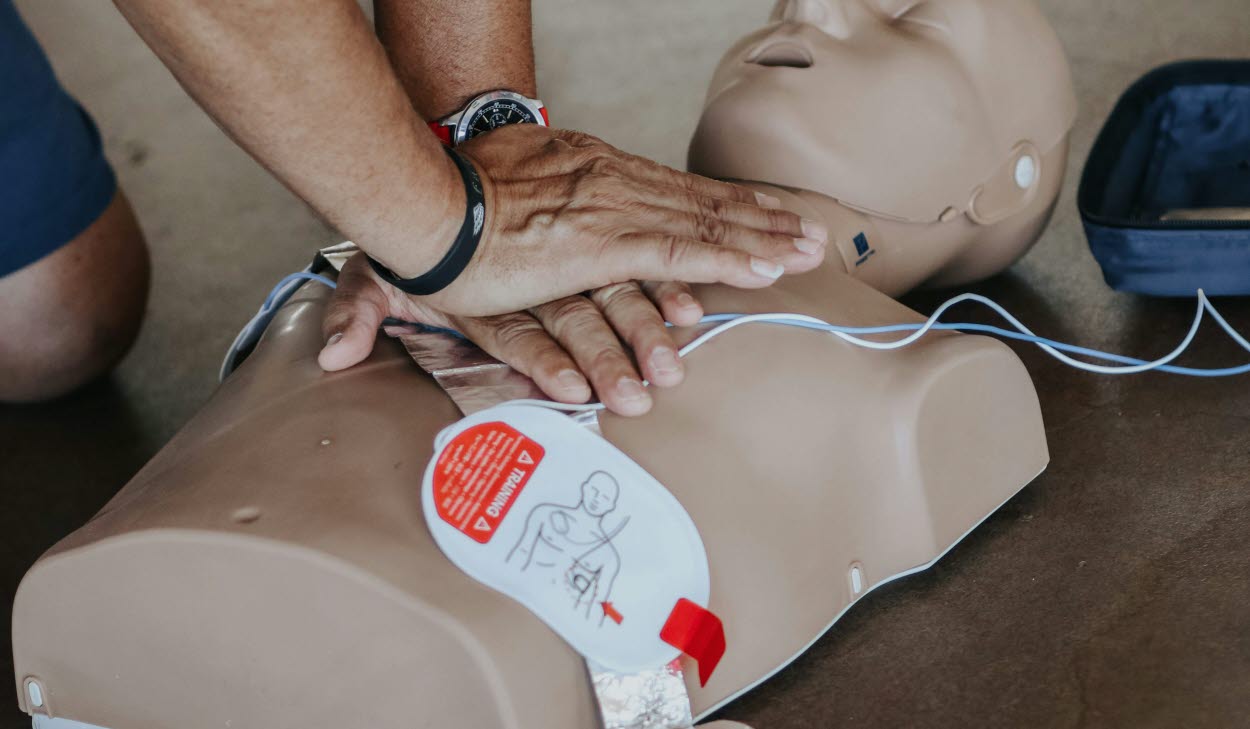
220, 271, 340, 380
691, 290, 1250, 377
227, 274, 1250, 394
264, 272, 338, 309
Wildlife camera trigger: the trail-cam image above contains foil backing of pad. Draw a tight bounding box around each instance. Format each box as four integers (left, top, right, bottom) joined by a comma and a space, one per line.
592, 661, 694, 729
398, 326, 550, 416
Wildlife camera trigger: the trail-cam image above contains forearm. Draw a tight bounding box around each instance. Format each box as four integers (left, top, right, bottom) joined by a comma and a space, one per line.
113, 0, 460, 276
374, 0, 536, 119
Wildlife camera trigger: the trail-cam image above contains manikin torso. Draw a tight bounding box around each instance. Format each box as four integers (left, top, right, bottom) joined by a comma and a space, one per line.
11, 267, 1049, 729
11, 1, 1074, 727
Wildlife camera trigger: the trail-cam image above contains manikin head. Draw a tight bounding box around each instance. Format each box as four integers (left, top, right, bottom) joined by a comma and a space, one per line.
688, 0, 1077, 293
580, 471, 620, 517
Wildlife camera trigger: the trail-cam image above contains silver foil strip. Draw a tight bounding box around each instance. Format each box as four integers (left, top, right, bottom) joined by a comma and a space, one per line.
591, 660, 695, 729
398, 328, 551, 416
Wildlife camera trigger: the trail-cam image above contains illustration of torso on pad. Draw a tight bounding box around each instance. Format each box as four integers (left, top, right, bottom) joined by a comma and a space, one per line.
508, 471, 629, 622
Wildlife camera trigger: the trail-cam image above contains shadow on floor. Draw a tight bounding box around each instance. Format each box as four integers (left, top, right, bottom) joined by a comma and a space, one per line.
0, 378, 155, 728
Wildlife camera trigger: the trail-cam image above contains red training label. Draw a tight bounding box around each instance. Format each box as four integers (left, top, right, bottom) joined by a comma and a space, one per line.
431, 422, 545, 544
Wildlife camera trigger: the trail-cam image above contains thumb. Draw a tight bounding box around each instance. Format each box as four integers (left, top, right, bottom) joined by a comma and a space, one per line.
318, 263, 390, 372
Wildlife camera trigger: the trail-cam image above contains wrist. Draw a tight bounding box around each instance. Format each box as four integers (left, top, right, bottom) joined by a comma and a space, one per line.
366, 146, 489, 296
366, 146, 466, 279
429, 89, 547, 149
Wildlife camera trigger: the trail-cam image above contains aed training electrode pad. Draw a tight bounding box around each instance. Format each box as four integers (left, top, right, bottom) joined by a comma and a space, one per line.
422, 405, 714, 675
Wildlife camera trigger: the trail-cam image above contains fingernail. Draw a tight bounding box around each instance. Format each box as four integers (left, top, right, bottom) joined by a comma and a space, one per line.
557, 369, 588, 391
616, 377, 648, 401
755, 191, 782, 209
649, 347, 682, 376
324, 332, 344, 348
750, 257, 784, 280
800, 219, 829, 243
676, 292, 699, 309
794, 237, 824, 254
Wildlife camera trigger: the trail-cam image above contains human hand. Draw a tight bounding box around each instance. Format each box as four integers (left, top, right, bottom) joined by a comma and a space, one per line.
318, 254, 707, 416
401, 124, 826, 317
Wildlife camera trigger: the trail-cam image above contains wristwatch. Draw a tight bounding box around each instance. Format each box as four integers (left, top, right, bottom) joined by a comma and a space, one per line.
429, 89, 549, 147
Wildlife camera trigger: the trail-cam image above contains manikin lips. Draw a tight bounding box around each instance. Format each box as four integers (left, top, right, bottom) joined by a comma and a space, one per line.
748, 41, 813, 68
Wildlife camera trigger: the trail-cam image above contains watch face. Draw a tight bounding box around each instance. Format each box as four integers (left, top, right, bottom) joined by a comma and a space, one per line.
462, 99, 540, 141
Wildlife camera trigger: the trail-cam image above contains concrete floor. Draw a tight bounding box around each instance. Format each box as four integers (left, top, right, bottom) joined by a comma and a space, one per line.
2, 0, 1249, 727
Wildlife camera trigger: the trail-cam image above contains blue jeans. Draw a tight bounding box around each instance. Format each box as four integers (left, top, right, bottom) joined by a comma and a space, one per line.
0, 0, 117, 276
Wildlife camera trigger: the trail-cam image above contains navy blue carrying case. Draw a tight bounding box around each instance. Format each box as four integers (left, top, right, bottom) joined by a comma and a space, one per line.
1079, 60, 1250, 296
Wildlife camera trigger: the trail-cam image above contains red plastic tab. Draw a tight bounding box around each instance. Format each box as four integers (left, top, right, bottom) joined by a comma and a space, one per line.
431, 422, 545, 544
659, 598, 726, 686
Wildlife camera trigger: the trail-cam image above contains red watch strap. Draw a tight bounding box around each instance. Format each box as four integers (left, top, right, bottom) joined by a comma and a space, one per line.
429, 121, 453, 146
428, 106, 549, 147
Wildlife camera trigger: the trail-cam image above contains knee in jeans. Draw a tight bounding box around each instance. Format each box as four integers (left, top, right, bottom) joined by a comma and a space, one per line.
0, 192, 150, 402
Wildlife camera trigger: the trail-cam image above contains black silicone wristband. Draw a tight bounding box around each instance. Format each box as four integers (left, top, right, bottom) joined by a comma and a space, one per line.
367, 146, 485, 296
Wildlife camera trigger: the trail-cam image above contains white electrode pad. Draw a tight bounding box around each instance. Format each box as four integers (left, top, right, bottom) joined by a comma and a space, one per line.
422, 404, 711, 673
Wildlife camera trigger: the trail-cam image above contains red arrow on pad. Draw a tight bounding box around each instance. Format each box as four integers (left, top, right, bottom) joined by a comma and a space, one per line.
601, 601, 624, 625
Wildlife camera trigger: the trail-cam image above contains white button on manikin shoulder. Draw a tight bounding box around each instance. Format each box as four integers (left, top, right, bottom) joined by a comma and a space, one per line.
1014, 154, 1038, 189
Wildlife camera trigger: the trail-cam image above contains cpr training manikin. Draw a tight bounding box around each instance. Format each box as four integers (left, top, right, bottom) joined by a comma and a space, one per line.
11, 1, 1079, 727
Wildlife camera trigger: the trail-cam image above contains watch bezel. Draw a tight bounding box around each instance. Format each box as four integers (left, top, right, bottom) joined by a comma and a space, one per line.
451, 90, 547, 145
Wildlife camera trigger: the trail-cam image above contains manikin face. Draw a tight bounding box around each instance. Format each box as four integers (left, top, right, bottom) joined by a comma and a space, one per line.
688, 0, 1076, 223
580, 472, 620, 517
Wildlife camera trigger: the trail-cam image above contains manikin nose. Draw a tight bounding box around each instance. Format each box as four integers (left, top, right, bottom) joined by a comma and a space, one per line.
768, 0, 861, 41
777, 0, 831, 25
